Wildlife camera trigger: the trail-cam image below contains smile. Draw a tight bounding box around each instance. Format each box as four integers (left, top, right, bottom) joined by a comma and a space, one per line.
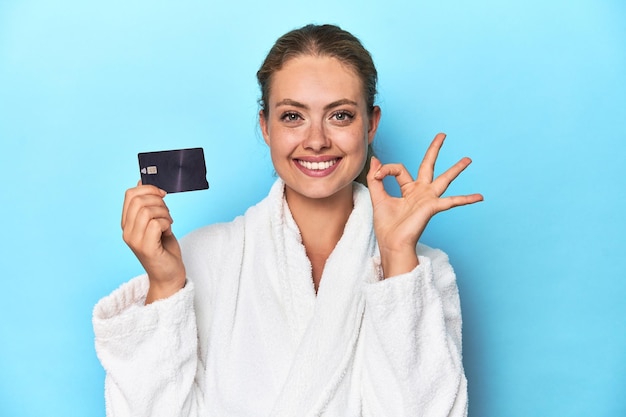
296, 159, 339, 171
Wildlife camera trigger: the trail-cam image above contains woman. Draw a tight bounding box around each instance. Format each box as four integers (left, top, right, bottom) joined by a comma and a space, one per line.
93, 24, 482, 416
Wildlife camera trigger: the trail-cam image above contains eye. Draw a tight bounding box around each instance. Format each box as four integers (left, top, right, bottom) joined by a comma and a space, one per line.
331, 111, 354, 123
280, 111, 303, 122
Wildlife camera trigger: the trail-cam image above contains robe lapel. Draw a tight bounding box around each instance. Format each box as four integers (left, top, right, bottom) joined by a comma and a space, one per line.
269, 182, 379, 416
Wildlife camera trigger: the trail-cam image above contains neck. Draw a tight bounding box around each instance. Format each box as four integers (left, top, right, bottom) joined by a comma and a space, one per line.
286, 184, 354, 239
285, 184, 355, 291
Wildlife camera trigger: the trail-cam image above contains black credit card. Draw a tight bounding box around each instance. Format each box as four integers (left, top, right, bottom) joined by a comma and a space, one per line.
138, 147, 209, 193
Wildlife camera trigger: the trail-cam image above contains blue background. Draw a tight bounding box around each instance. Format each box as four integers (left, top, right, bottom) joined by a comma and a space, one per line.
1, 0, 625, 416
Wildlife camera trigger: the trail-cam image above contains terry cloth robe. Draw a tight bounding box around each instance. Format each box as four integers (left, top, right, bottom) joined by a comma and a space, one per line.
93, 179, 468, 417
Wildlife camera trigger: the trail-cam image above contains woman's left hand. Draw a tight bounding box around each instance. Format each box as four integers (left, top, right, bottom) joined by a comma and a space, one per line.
366, 132, 483, 278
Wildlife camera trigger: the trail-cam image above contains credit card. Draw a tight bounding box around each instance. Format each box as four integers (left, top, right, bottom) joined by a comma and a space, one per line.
138, 147, 209, 193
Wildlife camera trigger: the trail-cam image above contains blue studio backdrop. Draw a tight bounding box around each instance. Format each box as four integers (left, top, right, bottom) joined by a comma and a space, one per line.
1, 1, 625, 416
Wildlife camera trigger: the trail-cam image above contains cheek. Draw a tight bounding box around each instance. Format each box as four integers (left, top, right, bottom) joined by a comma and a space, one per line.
336, 126, 369, 153
268, 128, 299, 158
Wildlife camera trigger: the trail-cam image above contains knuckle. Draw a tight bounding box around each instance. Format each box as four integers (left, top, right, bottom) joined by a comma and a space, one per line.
137, 204, 154, 219
122, 228, 136, 243
122, 234, 138, 250
124, 186, 139, 202
146, 218, 163, 232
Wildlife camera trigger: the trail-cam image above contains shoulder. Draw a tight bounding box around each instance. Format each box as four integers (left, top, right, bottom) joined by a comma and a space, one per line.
179, 179, 281, 253
178, 216, 246, 279
178, 180, 280, 272
180, 216, 245, 252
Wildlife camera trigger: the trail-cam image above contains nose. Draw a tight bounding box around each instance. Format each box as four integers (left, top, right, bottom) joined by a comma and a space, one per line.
302, 121, 331, 152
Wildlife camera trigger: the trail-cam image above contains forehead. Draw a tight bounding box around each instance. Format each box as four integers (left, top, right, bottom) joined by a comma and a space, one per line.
269, 55, 365, 105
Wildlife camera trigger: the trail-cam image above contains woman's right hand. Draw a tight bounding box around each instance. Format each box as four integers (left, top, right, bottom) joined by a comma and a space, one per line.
121, 182, 186, 304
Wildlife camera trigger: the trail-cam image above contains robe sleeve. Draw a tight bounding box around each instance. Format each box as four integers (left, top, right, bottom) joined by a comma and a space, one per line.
92, 275, 205, 417
361, 247, 468, 417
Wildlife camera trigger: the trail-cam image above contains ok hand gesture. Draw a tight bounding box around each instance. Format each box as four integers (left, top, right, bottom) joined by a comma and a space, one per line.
366, 133, 483, 278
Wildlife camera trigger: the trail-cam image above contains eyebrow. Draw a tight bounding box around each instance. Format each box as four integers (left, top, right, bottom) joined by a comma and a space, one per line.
275, 98, 359, 111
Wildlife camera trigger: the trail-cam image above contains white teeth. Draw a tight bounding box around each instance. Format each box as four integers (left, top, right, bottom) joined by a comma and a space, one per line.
298, 159, 337, 170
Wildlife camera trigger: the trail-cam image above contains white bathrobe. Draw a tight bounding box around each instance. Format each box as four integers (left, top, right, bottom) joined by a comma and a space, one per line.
93, 179, 468, 417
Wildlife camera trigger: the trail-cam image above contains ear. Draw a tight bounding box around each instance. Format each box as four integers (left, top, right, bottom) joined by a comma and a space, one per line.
259, 110, 270, 146
367, 106, 381, 145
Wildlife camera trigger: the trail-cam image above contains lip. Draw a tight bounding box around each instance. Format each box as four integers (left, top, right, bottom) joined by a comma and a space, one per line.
293, 156, 342, 177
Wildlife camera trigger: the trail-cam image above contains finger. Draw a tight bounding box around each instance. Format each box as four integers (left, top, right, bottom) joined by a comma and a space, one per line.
122, 195, 173, 236
436, 193, 484, 213
124, 205, 173, 242
431, 157, 473, 196
123, 205, 173, 250
366, 156, 387, 201
122, 184, 167, 228
126, 199, 172, 234
373, 162, 415, 188
143, 217, 174, 250
416, 132, 446, 182
128, 217, 174, 260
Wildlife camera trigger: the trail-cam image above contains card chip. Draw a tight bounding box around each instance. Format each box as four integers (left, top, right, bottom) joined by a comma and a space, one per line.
147, 166, 157, 174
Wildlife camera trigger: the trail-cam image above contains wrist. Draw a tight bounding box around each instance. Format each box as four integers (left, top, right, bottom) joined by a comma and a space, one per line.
379, 247, 419, 279
145, 274, 186, 304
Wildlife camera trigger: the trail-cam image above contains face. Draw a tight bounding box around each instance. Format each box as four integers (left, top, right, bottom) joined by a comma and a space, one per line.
259, 55, 381, 204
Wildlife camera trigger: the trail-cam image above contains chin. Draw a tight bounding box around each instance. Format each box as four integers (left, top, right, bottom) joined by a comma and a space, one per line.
285, 179, 354, 202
